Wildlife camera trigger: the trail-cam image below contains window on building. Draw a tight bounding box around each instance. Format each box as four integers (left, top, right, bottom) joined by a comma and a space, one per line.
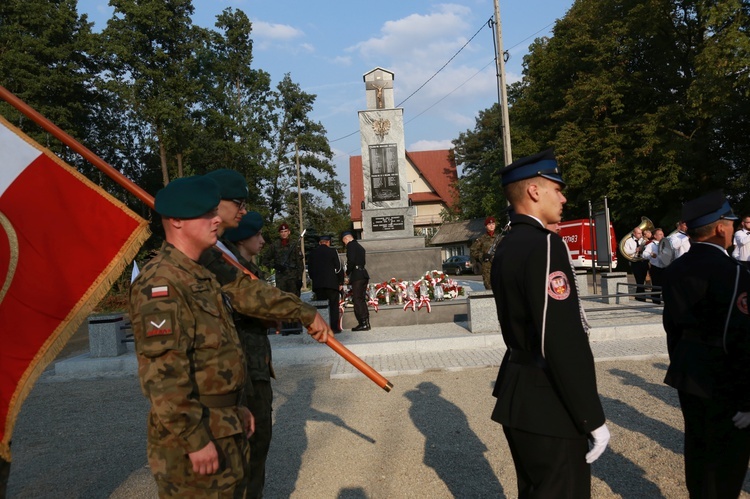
407, 182, 413, 194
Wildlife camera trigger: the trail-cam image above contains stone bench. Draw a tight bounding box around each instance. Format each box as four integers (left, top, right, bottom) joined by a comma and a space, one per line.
88, 313, 128, 357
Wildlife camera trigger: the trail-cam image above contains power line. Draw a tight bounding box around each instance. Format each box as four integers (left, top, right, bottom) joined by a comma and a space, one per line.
328, 17, 558, 147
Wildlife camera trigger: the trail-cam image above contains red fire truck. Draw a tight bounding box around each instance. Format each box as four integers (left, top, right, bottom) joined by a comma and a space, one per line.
557, 219, 618, 269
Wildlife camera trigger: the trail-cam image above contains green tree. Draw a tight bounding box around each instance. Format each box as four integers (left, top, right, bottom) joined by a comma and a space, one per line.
454, 0, 750, 227
0, 0, 97, 160
263, 74, 344, 224
98, 0, 204, 186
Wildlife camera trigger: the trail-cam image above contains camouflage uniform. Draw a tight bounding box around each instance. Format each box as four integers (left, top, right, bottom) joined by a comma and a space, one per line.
130, 242, 250, 498
265, 238, 303, 296
471, 232, 498, 290
200, 240, 275, 499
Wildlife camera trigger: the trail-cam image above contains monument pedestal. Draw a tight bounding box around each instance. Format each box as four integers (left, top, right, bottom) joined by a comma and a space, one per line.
360, 238, 441, 283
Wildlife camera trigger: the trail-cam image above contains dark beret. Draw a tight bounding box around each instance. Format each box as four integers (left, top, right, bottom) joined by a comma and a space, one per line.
278, 222, 290, 232
485, 216, 496, 225
154, 176, 220, 218
681, 190, 738, 229
204, 169, 249, 200
499, 148, 565, 187
223, 211, 264, 242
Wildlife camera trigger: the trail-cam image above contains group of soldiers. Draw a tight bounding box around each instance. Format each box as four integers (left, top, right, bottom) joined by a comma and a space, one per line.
128, 167, 378, 497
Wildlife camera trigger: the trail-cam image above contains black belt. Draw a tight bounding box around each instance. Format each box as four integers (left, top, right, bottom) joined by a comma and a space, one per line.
508, 349, 549, 369
199, 391, 241, 408
681, 329, 723, 348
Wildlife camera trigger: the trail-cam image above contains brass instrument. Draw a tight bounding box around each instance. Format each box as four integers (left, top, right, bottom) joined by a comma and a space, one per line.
619, 216, 655, 262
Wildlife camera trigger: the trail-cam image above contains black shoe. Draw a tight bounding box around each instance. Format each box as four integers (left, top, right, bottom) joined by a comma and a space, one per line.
353, 320, 371, 331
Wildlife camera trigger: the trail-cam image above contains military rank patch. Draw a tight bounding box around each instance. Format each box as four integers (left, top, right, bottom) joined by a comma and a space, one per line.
547, 271, 571, 300
143, 311, 174, 337
150, 285, 169, 298
737, 292, 748, 315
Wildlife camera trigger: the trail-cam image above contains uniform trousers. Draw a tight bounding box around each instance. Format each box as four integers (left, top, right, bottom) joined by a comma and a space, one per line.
630, 260, 649, 301
246, 380, 273, 499
648, 265, 664, 304
148, 431, 251, 498
350, 279, 370, 325
276, 273, 301, 331
314, 287, 341, 332
503, 426, 590, 498
677, 391, 750, 499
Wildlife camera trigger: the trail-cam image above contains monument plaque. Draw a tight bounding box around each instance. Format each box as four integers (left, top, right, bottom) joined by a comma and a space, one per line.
371, 215, 405, 232
369, 143, 400, 201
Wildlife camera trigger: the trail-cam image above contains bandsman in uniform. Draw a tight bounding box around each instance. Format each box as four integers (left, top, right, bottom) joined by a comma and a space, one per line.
471, 216, 499, 289
490, 149, 609, 498
661, 190, 750, 498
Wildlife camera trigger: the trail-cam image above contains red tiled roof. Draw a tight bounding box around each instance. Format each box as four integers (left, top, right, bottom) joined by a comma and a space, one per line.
349, 149, 457, 222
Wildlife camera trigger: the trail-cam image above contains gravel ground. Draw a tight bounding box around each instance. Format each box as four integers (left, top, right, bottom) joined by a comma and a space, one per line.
6, 360, 750, 498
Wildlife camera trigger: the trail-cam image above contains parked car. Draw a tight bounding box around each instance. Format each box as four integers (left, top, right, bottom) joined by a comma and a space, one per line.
441, 255, 474, 275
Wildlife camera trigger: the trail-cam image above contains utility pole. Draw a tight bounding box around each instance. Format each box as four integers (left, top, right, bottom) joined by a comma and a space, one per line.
493, 0, 513, 166
295, 140, 307, 290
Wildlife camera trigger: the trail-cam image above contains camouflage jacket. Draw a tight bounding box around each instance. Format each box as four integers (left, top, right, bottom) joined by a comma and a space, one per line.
264, 238, 303, 278
130, 242, 247, 453
198, 244, 317, 324
470, 232, 498, 263
199, 239, 275, 387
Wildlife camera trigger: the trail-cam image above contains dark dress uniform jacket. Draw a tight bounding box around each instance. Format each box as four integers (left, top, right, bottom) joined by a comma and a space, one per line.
662, 243, 750, 408
345, 239, 369, 282
490, 215, 605, 438
308, 244, 344, 291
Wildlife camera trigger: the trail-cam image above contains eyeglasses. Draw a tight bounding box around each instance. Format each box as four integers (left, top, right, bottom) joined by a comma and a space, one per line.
231, 199, 246, 211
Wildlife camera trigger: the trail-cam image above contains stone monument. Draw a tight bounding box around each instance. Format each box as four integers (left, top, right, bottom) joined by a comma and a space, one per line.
355, 67, 441, 282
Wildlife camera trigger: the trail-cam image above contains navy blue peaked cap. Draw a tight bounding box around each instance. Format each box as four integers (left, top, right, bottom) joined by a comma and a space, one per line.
681, 190, 738, 229
499, 148, 565, 187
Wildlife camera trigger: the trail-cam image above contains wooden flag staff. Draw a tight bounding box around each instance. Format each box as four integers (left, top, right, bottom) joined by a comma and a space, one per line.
0, 85, 393, 392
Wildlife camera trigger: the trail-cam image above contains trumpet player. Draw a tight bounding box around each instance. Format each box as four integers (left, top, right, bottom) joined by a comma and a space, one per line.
732, 215, 750, 268
624, 227, 649, 301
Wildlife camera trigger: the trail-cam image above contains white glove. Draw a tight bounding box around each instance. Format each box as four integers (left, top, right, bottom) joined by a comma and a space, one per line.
585, 424, 610, 464
733, 411, 750, 429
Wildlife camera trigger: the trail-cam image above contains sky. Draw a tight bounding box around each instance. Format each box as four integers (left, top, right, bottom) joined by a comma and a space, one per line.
76, 0, 576, 194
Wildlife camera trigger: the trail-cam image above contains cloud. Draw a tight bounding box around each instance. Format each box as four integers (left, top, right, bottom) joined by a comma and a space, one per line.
251, 20, 304, 41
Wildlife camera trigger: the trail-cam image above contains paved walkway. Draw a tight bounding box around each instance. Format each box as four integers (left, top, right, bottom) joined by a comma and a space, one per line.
53, 295, 668, 382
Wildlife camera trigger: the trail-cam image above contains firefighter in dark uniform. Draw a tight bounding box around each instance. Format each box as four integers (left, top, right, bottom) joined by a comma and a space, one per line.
308, 235, 344, 333
342, 231, 370, 331
661, 190, 750, 498
490, 149, 609, 498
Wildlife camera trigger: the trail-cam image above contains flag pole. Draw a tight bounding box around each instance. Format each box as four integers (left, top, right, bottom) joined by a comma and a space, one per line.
0, 85, 393, 392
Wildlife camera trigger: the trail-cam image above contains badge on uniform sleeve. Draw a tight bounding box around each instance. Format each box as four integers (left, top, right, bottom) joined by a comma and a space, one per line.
143, 311, 174, 337
737, 292, 748, 315
547, 271, 571, 300
150, 285, 169, 298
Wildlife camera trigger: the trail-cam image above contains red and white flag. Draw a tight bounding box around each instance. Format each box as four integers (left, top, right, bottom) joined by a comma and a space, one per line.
0, 116, 150, 460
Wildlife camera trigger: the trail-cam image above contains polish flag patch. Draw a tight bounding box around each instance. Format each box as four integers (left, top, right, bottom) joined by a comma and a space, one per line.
150, 286, 169, 298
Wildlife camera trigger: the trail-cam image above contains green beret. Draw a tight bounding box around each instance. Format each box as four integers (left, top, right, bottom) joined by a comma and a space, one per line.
155, 176, 221, 218
224, 211, 264, 242
204, 169, 249, 199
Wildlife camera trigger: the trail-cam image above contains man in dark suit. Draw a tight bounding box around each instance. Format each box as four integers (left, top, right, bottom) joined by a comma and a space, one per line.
490, 149, 609, 498
342, 231, 370, 331
308, 235, 344, 333
662, 190, 750, 498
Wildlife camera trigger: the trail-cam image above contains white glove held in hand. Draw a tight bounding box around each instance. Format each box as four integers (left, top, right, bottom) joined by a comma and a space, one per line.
732, 411, 750, 429
585, 424, 610, 464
